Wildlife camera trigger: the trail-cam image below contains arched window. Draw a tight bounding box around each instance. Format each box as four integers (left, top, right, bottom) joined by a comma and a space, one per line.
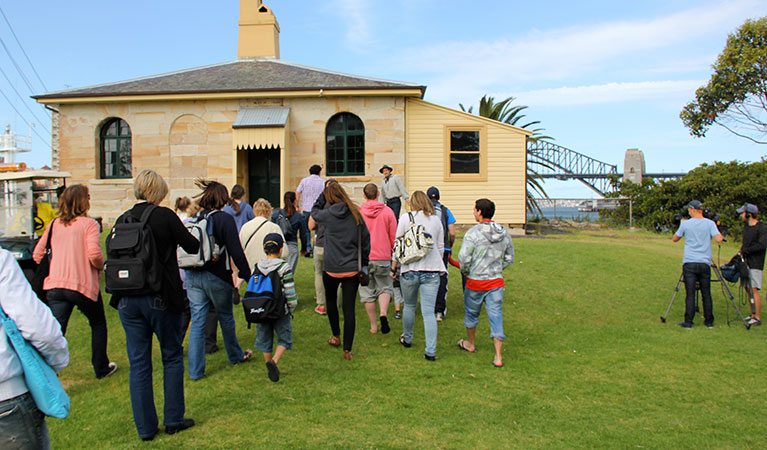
100, 118, 132, 179
326, 113, 364, 176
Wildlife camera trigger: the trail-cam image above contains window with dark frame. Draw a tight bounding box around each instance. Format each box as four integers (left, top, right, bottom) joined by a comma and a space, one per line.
100, 118, 132, 179
449, 130, 480, 174
326, 113, 364, 176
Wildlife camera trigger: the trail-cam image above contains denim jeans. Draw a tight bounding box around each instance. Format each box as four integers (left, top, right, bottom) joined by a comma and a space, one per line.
683, 262, 714, 326
47, 288, 111, 378
287, 241, 299, 278
400, 271, 440, 357
185, 270, 245, 379
255, 315, 293, 353
118, 295, 185, 439
301, 211, 312, 253
463, 286, 506, 341
0, 392, 50, 450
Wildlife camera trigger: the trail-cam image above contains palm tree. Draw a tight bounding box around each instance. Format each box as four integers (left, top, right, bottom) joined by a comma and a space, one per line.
459, 95, 552, 215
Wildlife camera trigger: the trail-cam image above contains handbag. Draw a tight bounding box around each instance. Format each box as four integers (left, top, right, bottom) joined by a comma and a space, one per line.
357, 224, 369, 286
0, 304, 70, 418
393, 212, 433, 264
31, 219, 55, 301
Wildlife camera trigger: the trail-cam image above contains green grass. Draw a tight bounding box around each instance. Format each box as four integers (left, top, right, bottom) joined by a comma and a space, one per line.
48, 229, 764, 449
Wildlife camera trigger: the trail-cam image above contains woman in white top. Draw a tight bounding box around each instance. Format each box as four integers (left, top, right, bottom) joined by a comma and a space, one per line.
239, 198, 289, 269
390, 190, 445, 361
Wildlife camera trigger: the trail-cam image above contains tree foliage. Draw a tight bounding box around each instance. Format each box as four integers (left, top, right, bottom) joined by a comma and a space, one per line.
459, 95, 552, 214
680, 17, 767, 144
601, 159, 767, 239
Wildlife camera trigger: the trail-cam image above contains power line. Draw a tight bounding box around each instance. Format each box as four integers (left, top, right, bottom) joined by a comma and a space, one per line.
0, 64, 50, 133
0, 87, 51, 150
0, 34, 36, 95
0, 6, 47, 91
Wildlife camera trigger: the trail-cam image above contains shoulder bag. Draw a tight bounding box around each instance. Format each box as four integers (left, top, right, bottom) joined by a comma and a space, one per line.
31, 219, 55, 301
0, 304, 70, 418
393, 212, 433, 265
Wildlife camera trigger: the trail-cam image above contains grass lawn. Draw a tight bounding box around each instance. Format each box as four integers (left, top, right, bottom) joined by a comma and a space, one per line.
46, 229, 764, 449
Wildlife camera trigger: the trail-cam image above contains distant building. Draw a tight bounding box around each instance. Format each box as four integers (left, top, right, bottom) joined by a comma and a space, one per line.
34, 0, 530, 226
623, 148, 645, 185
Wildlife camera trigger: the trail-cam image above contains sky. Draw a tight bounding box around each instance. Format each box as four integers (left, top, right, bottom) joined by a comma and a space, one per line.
0, 0, 765, 198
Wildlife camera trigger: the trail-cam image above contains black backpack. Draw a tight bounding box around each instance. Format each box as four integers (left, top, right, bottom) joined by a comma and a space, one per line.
104, 205, 162, 296
242, 263, 289, 326
433, 201, 451, 250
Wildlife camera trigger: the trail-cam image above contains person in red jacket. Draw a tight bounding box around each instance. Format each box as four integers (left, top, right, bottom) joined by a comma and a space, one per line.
359, 183, 397, 334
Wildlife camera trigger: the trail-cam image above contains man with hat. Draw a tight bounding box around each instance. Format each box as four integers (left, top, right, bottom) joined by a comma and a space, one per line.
379, 164, 409, 219
737, 203, 767, 326
427, 186, 456, 322
672, 200, 724, 328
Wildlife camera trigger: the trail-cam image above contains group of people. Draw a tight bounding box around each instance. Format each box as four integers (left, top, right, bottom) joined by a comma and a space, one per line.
672, 200, 767, 328
0, 163, 516, 445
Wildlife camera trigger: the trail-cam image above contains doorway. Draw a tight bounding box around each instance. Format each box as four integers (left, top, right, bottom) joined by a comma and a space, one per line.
247, 146, 280, 208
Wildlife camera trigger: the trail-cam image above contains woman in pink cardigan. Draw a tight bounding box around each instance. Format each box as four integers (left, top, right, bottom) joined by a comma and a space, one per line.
33, 184, 116, 379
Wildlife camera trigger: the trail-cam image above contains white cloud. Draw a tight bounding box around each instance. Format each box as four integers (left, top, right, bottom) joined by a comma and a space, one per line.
332, 0, 376, 49
394, 0, 764, 97
514, 80, 704, 107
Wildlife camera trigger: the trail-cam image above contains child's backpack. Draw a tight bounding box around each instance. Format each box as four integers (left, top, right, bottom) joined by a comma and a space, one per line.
178, 210, 225, 269
104, 205, 162, 295
242, 263, 289, 326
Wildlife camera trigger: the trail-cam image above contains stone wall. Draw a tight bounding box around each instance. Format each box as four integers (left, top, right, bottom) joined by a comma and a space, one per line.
57, 96, 406, 224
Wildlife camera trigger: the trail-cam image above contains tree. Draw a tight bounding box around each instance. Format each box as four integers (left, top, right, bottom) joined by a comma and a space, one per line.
681, 17, 767, 144
459, 95, 553, 214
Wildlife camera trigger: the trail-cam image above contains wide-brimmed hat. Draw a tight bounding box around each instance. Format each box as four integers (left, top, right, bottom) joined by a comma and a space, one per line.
379, 164, 393, 174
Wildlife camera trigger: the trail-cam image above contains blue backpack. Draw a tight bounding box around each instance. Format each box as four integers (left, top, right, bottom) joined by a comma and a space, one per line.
242, 263, 289, 326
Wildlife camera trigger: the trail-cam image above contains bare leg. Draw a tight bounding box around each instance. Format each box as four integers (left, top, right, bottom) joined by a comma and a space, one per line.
378, 293, 391, 317
272, 345, 287, 364
262, 352, 272, 363
365, 303, 378, 333
493, 338, 503, 366
464, 327, 477, 352
754, 287, 762, 320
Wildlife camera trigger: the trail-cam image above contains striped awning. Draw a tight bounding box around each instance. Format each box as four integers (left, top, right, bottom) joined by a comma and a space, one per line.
232, 106, 290, 149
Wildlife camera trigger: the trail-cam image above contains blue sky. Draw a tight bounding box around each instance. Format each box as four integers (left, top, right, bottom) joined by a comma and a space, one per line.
0, 0, 765, 198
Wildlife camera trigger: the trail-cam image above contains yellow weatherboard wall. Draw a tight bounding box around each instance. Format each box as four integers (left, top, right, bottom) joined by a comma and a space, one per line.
405, 98, 529, 226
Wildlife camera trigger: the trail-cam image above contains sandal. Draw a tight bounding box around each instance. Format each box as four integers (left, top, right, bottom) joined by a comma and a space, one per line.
328, 336, 341, 347
457, 339, 477, 353
343, 350, 353, 360
240, 349, 253, 363
399, 334, 411, 348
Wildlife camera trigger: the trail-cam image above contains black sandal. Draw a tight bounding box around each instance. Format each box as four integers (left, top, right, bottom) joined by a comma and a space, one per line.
399, 334, 411, 348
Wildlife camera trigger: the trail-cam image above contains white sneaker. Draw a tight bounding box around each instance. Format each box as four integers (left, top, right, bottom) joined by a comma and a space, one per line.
99, 362, 118, 379
436, 312, 444, 322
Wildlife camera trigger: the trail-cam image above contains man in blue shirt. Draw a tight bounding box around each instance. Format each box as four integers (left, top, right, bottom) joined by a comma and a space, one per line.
672, 200, 724, 328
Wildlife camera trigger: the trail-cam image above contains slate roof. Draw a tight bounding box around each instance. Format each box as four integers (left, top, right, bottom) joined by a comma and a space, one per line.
33, 59, 426, 100
232, 106, 290, 128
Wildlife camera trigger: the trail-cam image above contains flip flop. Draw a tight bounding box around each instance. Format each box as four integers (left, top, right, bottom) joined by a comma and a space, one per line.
240, 349, 253, 363
399, 334, 412, 348
492, 361, 503, 368
457, 339, 477, 353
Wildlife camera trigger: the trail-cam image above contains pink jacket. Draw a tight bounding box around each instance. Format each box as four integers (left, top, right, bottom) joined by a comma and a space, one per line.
360, 200, 397, 261
33, 217, 104, 302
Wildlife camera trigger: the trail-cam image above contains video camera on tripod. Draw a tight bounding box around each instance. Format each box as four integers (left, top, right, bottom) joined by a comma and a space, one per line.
672, 208, 720, 227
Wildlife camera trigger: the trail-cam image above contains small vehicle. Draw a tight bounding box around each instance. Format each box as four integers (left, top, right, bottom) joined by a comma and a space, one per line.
0, 167, 71, 279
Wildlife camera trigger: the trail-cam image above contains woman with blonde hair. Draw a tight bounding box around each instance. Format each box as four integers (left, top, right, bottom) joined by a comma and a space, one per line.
112, 169, 199, 440
239, 198, 289, 269
311, 182, 370, 360
33, 184, 116, 379
390, 190, 445, 361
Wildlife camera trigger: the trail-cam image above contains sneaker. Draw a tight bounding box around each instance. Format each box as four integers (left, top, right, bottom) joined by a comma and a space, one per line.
747, 317, 762, 326
705, 323, 714, 329
165, 418, 195, 435
380, 316, 390, 334
677, 322, 692, 329
315, 305, 327, 315
436, 312, 444, 322
424, 354, 436, 361
394, 311, 401, 320
98, 362, 118, 379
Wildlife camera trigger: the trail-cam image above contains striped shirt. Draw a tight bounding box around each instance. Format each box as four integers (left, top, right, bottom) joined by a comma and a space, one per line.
297, 174, 325, 212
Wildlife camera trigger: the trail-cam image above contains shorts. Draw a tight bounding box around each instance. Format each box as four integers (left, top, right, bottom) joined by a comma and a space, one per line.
743, 268, 763, 290
359, 260, 393, 302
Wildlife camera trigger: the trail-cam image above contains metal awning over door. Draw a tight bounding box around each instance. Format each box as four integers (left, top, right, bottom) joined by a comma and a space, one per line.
232, 106, 290, 149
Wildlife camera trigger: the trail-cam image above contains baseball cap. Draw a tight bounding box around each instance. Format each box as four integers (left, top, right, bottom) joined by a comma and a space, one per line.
263, 233, 284, 251
427, 186, 440, 200
736, 203, 759, 214
685, 200, 703, 210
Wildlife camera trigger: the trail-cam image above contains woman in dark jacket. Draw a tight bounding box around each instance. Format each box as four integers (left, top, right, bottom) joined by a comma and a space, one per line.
311, 181, 370, 360
271, 191, 309, 276
185, 180, 253, 380
114, 170, 199, 441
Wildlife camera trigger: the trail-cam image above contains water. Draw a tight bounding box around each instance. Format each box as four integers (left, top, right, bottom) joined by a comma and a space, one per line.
527, 206, 600, 221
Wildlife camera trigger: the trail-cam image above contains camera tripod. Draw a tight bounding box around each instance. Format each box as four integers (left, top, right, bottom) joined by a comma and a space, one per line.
660, 263, 751, 329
